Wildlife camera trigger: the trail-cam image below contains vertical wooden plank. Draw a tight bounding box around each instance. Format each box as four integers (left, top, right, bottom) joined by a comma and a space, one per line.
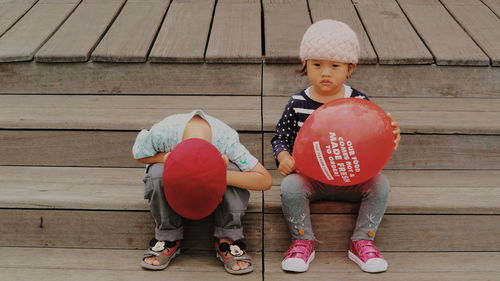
0, 0, 81, 62
441, 0, 500, 66
149, 0, 215, 63
354, 0, 433, 64
308, 0, 378, 64
205, 0, 261, 63
0, 0, 37, 37
482, 0, 500, 17
398, 0, 489, 66
90, 0, 170, 62
35, 0, 125, 62
262, 0, 311, 63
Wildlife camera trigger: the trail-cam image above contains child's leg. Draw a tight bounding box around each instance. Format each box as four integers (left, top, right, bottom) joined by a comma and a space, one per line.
144, 163, 183, 242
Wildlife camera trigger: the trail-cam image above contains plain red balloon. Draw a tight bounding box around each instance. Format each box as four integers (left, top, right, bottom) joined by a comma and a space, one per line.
293, 98, 395, 186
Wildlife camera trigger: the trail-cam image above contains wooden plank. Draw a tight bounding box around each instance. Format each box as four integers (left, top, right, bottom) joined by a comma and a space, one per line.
0, 0, 81, 62
262, 64, 500, 98
0, 247, 263, 274
90, 0, 170, 62
264, 272, 499, 281
482, 0, 500, 17
264, 133, 500, 169
0, 131, 261, 167
264, 214, 500, 251
0, 0, 37, 37
0, 63, 261, 95
354, 0, 433, 64
262, 0, 311, 63
265, 251, 500, 273
0, 95, 262, 131
398, 0, 489, 66
0, 166, 262, 213
205, 0, 261, 63
441, 0, 500, 66
149, 0, 215, 63
263, 97, 500, 134
0, 210, 262, 250
264, 185, 500, 214
35, 0, 126, 62
308, 0, 378, 64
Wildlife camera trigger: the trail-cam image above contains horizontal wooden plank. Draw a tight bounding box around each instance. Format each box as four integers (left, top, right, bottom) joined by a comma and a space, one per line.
0, 247, 262, 275
149, 0, 215, 63
35, 0, 126, 62
441, 0, 500, 66
398, 0, 489, 66
482, 0, 500, 17
0, 166, 262, 213
264, 185, 500, 214
205, 0, 261, 63
264, 133, 500, 169
262, 64, 500, 98
90, 0, 170, 62
263, 97, 500, 134
264, 272, 499, 281
354, 0, 433, 64
0, 209, 262, 250
0, 131, 261, 167
264, 214, 500, 251
262, 0, 311, 63
0, 95, 261, 131
0, 0, 80, 62
0, 0, 37, 37
308, 0, 378, 64
0, 63, 261, 95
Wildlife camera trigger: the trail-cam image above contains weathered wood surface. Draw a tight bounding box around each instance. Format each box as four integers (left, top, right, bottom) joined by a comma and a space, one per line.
35, 0, 126, 62
205, 0, 261, 63
441, 0, 500, 66
0, 166, 263, 213
264, 133, 500, 169
0, 131, 261, 167
308, 0, 378, 64
483, 0, 500, 17
149, 0, 215, 63
0, 0, 37, 37
398, 0, 489, 66
263, 97, 500, 134
0, 63, 261, 95
264, 214, 500, 251
265, 252, 500, 281
0, 0, 80, 62
262, 64, 500, 97
0, 95, 261, 131
262, 0, 311, 63
90, 0, 170, 62
0, 247, 262, 278
354, 0, 433, 64
0, 210, 262, 250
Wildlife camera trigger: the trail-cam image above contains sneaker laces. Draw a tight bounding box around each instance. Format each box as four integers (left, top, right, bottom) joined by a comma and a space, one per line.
284, 240, 314, 260
354, 240, 381, 259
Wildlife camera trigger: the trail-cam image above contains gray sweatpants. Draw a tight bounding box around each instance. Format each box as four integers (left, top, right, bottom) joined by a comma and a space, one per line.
280, 172, 390, 241
143, 162, 250, 242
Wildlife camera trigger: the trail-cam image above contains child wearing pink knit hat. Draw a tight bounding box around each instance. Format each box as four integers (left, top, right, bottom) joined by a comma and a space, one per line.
271, 20, 401, 273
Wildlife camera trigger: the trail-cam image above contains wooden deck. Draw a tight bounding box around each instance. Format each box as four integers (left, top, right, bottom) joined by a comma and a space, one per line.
1, 0, 500, 280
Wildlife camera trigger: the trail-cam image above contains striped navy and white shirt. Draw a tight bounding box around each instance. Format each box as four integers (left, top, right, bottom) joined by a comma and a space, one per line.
271, 84, 369, 167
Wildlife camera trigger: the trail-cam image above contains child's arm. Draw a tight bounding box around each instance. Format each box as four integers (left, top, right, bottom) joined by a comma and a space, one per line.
227, 162, 272, 191
134, 152, 170, 164
271, 97, 300, 176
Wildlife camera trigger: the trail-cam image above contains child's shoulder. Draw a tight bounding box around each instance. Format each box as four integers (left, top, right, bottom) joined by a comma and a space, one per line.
350, 87, 370, 101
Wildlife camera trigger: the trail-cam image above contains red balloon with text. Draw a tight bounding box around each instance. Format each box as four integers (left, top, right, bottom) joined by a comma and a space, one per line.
293, 98, 395, 186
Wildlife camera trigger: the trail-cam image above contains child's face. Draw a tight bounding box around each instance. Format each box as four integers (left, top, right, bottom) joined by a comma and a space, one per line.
305, 60, 355, 96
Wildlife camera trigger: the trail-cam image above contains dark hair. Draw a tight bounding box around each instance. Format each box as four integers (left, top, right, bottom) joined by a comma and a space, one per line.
295, 62, 307, 76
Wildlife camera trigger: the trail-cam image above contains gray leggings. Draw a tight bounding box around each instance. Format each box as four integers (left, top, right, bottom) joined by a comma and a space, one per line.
143, 163, 250, 242
280, 172, 390, 241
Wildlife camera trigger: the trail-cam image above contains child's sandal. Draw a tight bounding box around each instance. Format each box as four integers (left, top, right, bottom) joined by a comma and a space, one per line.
140, 239, 181, 270
215, 240, 254, 275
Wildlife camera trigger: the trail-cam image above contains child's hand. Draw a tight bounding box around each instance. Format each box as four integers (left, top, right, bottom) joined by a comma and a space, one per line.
278, 153, 296, 176
387, 113, 401, 150
160, 152, 171, 162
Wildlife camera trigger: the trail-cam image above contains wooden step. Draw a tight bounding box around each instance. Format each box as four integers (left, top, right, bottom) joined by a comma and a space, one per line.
0, 247, 262, 280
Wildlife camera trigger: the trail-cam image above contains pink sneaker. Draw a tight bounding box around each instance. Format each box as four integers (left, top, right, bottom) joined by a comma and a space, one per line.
348, 240, 388, 273
281, 239, 315, 272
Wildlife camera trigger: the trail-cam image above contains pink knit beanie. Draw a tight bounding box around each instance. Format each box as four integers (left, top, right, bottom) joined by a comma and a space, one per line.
300, 20, 360, 64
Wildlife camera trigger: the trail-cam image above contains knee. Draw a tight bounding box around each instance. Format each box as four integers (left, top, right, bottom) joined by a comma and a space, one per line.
365, 173, 391, 198
280, 173, 311, 199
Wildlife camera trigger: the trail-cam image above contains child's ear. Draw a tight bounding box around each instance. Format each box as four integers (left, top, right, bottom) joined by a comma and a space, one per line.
347, 64, 357, 78
301, 60, 306, 67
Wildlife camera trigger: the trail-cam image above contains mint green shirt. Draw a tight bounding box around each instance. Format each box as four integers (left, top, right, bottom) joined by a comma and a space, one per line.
132, 110, 258, 171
